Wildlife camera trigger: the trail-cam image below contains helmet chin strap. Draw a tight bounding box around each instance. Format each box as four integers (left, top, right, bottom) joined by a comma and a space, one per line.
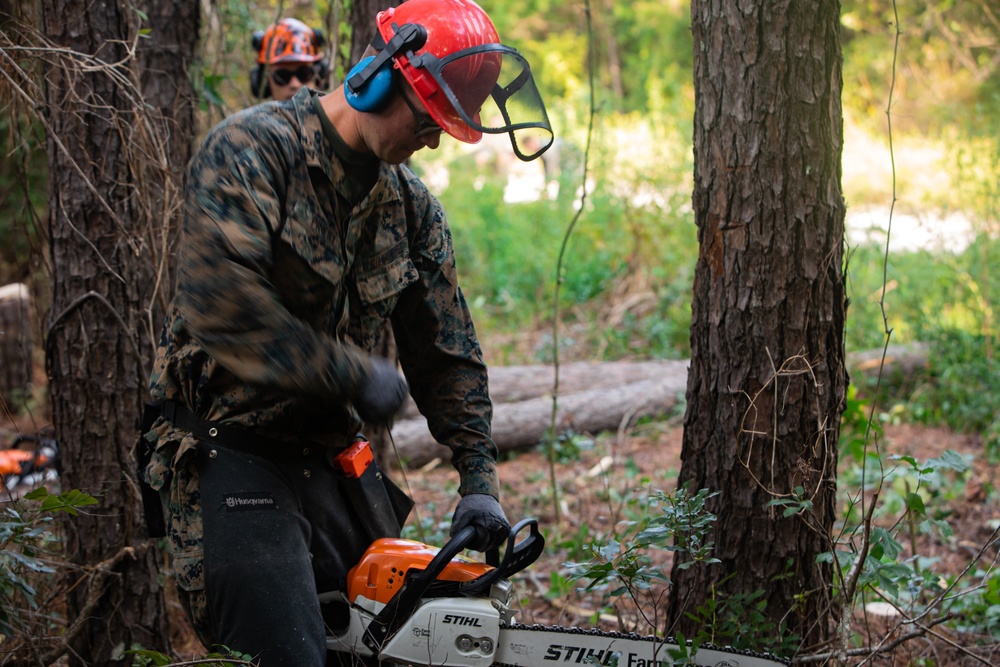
346, 23, 427, 94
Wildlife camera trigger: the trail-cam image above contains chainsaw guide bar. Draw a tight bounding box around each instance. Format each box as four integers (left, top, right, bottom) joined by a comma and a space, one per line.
494, 622, 791, 667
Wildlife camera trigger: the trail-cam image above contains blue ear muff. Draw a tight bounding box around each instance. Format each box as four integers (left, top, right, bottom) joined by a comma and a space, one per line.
345, 55, 394, 112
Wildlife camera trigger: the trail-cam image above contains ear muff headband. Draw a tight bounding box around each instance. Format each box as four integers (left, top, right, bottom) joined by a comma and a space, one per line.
344, 23, 427, 113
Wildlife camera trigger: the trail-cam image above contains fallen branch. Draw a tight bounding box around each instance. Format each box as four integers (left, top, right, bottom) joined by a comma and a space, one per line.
35, 545, 142, 666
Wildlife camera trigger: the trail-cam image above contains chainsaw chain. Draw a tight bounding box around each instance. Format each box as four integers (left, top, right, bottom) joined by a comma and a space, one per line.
494, 621, 791, 667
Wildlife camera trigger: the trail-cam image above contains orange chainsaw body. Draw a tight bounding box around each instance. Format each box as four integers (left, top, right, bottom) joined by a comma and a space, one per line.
0, 449, 35, 476
347, 537, 493, 605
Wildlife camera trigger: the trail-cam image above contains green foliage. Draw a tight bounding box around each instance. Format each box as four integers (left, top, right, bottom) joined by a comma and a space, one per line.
828, 448, 1000, 638
565, 484, 719, 603
839, 384, 882, 463
564, 482, 802, 655
684, 580, 800, 656
0, 112, 47, 284
841, 1, 1000, 136
0, 487, 97, 638
128, 645, 258, 666
943, 566, 1000, 638
425, 111, 696, 362
484, 0, 693, 117
27, 486, 99, 516
886, 328, 1000, 461
844, 214, 1000, 461
539, 430, 594, 464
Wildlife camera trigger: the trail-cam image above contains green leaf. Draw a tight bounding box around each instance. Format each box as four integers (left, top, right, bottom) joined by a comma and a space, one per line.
598, 539, 620, 562
61, 489, 98, 507
928, 449, 970, 473
40, 495, 76, 515
905, 492, 926, 515
23, 487, 48, 500
919, 518, 954, 539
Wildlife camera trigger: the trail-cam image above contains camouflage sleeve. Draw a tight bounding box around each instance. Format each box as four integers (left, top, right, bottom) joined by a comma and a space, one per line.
177, 117, 371, 400
391, 189, 499, 498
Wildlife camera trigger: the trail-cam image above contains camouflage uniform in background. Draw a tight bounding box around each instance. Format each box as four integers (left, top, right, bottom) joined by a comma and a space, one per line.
142, 86, 499, 642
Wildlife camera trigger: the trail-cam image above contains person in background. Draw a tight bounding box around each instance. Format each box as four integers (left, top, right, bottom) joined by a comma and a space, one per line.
140, 0, 553, 664
250, 17, 328, 101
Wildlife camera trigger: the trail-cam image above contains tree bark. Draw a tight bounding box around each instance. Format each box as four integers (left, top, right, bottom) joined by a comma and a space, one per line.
667, 0, 846, 651
349, 0, 399, 64
40, 0, 197, 662
135, 0, 199, 357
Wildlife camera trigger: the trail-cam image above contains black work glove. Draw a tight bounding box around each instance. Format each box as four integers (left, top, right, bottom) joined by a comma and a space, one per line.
355, 357, 408, 423
450, 493, 510, 552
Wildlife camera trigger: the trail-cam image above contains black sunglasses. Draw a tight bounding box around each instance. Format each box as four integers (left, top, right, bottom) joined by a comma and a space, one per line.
270, 66, 316, 86
397, 83, 442, 138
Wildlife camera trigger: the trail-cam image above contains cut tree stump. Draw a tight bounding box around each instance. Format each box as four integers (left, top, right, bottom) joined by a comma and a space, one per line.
0, 283, 32, 416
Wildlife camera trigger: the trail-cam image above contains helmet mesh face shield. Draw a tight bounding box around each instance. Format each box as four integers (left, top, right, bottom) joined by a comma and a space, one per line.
412, 44, 553, 162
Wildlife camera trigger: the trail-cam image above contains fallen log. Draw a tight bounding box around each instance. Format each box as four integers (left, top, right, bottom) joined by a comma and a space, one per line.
398, 358, 689, 419
390, 364, 689, 467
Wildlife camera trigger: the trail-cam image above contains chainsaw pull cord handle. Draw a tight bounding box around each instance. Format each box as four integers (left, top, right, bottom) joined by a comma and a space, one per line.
362, 519, 545, 654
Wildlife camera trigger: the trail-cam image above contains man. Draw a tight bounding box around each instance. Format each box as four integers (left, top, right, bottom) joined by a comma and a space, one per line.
140, 0, 552, 664
250, 17, 327, 101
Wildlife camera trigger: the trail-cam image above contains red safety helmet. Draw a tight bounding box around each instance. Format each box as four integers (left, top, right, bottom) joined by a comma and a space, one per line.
375, 0, 552, 160
257, 18, 324, 65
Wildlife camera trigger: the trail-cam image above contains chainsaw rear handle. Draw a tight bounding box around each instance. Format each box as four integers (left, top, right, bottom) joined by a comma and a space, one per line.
362, 518, 545, 654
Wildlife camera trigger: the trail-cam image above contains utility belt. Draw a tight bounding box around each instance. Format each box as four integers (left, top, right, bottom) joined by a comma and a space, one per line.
157, 400, 332, 462
135, 401, 413, 541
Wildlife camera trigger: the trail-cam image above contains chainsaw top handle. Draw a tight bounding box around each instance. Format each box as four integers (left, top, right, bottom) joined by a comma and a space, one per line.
362, 518, 545, 653
460, 518, 544, 595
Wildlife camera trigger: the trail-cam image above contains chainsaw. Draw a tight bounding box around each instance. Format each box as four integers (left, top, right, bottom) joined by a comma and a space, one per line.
322, 518, 790, 667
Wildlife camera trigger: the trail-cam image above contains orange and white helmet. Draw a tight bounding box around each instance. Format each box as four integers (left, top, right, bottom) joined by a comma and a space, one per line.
256, 18, 324, 65
352, 0, 552, 161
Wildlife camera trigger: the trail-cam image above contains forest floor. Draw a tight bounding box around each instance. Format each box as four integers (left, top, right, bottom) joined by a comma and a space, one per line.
2, 389, 998, 665
396, 420, 1000, 667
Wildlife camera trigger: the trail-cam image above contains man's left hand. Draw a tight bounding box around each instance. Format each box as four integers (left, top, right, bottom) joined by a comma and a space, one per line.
450, 493, 509, 552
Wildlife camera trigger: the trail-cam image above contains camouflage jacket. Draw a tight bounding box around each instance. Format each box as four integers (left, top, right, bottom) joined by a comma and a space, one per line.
147, 88, 498, 498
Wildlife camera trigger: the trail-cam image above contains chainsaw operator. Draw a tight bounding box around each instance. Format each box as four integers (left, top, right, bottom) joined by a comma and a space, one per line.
249, 17, 328, 101
139, 0, 552, 664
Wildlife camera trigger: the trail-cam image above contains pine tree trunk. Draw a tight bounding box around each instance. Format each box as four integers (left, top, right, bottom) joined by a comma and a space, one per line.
349, 0, 399, 64
135, 0, 199, 352
667, 0, 846, 651
40, 0, 196, 661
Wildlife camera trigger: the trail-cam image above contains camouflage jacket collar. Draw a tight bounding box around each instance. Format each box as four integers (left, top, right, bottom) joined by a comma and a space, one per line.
293, 87, 336, 185
292, 87, 399, 215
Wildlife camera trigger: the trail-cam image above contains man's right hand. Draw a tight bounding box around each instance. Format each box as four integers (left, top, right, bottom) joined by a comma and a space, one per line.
355, 357, 408, 423
451, 493, 509, 552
